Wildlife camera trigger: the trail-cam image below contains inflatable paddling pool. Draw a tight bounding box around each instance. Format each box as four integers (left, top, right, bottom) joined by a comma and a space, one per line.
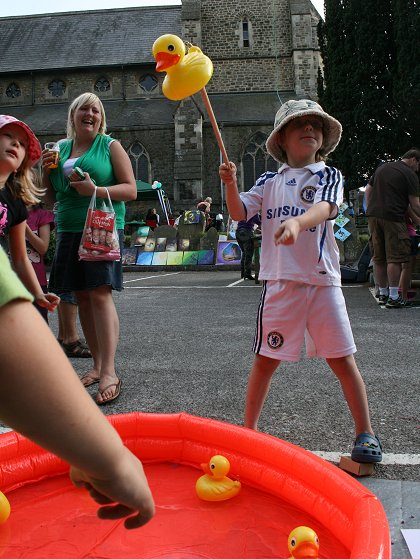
0, 412, 390, 558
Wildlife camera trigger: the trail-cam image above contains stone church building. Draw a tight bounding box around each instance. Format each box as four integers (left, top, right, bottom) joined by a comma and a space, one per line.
0, 0, 321, 218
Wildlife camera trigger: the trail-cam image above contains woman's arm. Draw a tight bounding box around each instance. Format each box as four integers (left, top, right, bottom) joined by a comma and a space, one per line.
9, 223, 59, 310
0, 299, 154, 529
25, 222, 51, 256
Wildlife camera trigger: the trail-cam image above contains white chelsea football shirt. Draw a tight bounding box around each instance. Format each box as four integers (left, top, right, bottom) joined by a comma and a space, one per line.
240, 161, 344, 285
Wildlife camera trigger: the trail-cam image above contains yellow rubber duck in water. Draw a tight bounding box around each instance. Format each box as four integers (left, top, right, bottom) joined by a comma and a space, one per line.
288, 526, 320, 559
152, 34, 213, 101
195, 455, 241, 501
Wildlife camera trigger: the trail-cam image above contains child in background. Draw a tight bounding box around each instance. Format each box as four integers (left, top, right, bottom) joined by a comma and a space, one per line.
26, 173, 55, 321
0, 114, 59, 313
0, 246, 155, 528
219, 99, 382, 464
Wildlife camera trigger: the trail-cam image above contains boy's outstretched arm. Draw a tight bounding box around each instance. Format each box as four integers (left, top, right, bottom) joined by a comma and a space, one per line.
219, 162, 246, 221
274, 201, 333, 245
0, 299, 155, 529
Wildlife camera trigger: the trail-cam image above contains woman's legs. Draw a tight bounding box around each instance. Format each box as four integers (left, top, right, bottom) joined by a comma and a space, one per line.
244, 354, 280, 430
76, 286, 120, 401
326, 355, 373, 435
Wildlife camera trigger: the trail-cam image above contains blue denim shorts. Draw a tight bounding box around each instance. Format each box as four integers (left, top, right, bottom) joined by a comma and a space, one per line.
49, 231, 124, 293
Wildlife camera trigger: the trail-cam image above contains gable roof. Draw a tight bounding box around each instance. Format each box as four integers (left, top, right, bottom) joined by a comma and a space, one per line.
0, 6, 181, 73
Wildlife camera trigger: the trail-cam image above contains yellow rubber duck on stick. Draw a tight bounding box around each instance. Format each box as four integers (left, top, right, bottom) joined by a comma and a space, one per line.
152, 34, 229, 164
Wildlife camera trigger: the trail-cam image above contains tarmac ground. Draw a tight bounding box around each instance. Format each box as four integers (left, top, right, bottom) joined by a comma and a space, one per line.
2, 270, 420, 557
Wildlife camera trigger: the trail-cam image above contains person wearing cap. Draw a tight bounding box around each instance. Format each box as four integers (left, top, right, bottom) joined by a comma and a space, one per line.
0, 114, 60, 313
219, 99, 383, 464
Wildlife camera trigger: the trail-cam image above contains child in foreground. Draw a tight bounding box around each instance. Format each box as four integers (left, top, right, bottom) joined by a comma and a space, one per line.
0, 246, 155, 528
0, 115, 59, 312
219, 99, 382, 463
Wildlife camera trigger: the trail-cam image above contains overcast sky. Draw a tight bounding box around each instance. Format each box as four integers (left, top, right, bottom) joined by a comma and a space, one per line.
0, 0, 323, 18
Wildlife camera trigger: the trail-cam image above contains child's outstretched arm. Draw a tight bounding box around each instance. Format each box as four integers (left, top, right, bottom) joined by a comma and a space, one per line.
0, 299, 155, 529
219, 162, 246, 221
274, 201, 333, 245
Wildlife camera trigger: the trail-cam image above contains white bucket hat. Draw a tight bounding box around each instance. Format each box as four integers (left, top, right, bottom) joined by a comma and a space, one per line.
266, 99, 342, 163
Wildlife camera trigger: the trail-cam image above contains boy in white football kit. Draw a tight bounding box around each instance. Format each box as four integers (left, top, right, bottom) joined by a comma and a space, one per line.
219, 99, 382, 463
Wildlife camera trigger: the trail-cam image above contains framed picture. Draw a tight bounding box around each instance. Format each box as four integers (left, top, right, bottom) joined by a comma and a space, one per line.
197, 250, 215, 265
155, 238, 167, 252
182, 251, 199, 265
143, 237, 156, 252
152, 252, 168, 265
166, 251, 184, 265
216, 241, 242, 265
178, 238, 190, 251
165, 238, 178, 252
136, 252, 153, 266
121, 247, 138, 265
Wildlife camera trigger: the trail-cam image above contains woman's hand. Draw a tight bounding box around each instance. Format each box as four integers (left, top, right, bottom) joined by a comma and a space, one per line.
41, 148, 54, 175
70, 449, 155, 529
68, 172, 96, 196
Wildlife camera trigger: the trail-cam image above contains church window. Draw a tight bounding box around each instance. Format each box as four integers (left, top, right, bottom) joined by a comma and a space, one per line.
6, 83, 21, 98
128, 141, 150, 182
242, 132, 278, 191
48, 79, 66, 97
94, 77, 110, 92
139, 74, 158, 92
242, 20, 250, 48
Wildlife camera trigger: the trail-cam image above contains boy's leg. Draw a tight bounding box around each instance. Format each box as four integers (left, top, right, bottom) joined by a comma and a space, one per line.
244, 354, 280, 430
326, 355, 373, 435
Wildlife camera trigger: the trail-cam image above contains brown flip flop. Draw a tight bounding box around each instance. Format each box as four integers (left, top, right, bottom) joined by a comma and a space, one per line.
96, 380, 122, 405
80, 374, 100, 387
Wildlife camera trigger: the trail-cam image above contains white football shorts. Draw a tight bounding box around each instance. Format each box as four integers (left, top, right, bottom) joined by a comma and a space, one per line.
253, 280, 356, 362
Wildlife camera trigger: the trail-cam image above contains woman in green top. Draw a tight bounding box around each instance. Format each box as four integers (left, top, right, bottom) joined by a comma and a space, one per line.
43, 93, 137, 405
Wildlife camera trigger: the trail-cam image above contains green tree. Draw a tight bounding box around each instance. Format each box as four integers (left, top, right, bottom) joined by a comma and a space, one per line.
318, 0, 419, 191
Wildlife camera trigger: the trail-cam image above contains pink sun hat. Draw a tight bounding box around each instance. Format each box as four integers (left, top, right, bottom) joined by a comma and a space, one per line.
0, 114, 42, 167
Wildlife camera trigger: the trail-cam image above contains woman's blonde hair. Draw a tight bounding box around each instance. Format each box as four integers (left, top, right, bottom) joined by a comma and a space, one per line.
6, 166, 44, 206
66, 92, 107, 139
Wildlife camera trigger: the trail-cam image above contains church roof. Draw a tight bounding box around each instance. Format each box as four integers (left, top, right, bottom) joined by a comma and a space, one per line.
0, 7, 182, 73
0, 92, 297, 137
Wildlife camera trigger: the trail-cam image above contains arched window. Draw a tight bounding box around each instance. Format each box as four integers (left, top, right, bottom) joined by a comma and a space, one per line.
238, 17, 253, 49
6, 83, 21, 98
242, 19, 250, 48
242, 132, 278, 191
48, 79, 66, 98
139, 74, 158, 92
94, 77, 110, 93
128, 141, 150, 182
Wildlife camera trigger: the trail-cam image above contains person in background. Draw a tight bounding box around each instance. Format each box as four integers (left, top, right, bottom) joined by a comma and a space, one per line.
26, 172, 55, 322
236, 214, 261, 280
43, 92, 137, 405
399, 207, 420, 301
0, 246, 155, 529
145, 208, 160, 230
365, 149, 420, 308
0, 114, 59, 314
219, 99, 382, 464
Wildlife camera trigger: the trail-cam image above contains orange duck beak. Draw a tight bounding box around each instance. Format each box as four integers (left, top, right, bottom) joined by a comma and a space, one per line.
293, 541, 319, 558
155, 52, 181, 71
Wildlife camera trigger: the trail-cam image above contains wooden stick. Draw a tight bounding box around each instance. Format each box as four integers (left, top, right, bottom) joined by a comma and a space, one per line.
200, 87, 229, 165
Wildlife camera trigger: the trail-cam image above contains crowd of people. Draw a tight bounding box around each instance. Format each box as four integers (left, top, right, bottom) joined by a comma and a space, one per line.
1, 91, 419, 535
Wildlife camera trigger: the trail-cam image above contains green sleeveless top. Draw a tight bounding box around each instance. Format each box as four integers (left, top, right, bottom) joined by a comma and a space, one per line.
49, 134, 126, 232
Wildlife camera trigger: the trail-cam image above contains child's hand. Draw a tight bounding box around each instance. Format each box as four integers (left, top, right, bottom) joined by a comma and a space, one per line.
35, 292, 60, 312
219, 162, 237, 186
274, 219, 301, 245
70, 449, 155, 529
